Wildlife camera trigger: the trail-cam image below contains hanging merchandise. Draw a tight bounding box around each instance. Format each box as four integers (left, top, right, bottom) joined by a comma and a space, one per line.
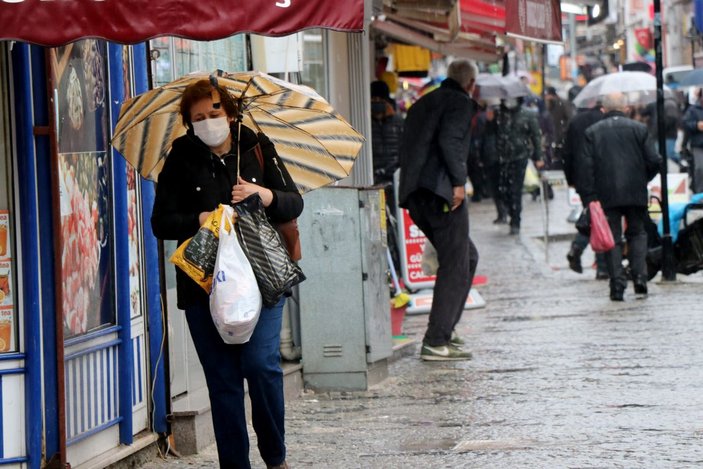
170, 205, 226, 293
391, 44, 431, 77
209, 206, 262, 344
234, 194, 306, 307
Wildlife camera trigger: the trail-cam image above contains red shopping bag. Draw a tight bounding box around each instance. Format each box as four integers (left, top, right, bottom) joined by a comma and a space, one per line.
589, 201, 615, 253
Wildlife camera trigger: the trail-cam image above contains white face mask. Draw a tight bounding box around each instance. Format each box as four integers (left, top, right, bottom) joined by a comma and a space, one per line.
192, 116, 231, 148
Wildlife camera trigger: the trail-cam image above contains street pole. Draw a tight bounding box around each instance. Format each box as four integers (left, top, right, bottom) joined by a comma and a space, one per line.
653, 0, 676, 281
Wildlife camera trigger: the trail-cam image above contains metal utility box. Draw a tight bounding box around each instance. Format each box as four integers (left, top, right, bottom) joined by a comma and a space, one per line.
298, 187, 392, 391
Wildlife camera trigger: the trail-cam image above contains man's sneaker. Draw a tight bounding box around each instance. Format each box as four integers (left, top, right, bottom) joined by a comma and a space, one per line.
450, 330, 465, 347
421, 343, 472, 361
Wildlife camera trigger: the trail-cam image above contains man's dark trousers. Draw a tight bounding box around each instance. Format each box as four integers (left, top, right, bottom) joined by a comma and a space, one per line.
406, 189, 479, 346
604, 206, 649, 291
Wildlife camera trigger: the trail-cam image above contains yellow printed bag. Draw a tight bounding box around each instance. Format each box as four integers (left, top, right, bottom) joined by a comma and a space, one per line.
170, 204, 228, 293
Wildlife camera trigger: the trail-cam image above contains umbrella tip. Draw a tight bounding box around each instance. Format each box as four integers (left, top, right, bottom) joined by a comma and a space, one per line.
209, 74, 221, 109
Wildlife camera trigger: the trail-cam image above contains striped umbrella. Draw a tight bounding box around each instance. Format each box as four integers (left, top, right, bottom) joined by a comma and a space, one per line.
112, 70, 365, 193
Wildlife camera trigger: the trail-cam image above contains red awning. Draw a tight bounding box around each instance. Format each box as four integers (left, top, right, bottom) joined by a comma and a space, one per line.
0, 0, 363, 47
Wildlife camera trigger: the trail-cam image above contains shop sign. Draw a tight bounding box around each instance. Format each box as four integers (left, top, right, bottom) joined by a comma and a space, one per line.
505, 0, 563, 43
398, 208, 436, 290
0, 0, 364, 47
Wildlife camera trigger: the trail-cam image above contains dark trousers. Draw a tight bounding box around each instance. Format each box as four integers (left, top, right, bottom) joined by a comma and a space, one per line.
499, 159, 528, 229
604, 206, 649, 291
185, 298, 286, 469
487, 163, 507, 219
407, 190, 479, 346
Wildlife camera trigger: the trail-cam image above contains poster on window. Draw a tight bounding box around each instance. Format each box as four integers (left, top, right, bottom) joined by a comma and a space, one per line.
0, 307, 13, 353
0, 211, 9, 260
0, 260, 13, 352
53, 39, 115, 338
51, 40, 108, 154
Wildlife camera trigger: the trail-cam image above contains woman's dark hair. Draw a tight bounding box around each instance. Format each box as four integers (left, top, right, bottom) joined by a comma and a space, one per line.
180, 79, 239, 127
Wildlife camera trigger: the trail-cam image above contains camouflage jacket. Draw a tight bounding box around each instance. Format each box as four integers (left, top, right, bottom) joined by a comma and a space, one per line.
495, 107, 543, 163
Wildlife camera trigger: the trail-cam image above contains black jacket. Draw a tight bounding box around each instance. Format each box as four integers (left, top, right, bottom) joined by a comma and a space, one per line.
575, 111, 661, 209
151, 124, 303, 309
562, 107, 604, 186
398, 78, 476, 207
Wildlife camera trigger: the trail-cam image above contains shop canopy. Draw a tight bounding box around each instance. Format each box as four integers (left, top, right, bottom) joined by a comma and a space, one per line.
376, 0, 562, 61
0, 0, 364, 47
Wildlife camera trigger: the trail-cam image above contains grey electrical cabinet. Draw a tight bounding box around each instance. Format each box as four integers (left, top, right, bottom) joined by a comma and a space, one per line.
298, 187, 392, 391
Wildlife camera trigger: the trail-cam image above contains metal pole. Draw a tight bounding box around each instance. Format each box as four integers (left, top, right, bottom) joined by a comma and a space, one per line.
653, 0, 676, 281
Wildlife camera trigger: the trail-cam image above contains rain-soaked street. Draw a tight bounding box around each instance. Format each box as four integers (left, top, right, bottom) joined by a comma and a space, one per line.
144, 186, 703, 468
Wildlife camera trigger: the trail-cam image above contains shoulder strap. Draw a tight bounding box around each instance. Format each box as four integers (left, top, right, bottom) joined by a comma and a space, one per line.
254, 143, 264, 171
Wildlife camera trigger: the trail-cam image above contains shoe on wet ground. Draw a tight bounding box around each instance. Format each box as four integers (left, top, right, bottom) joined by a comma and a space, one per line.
450, 330, 465, 347
610, 288, 624, 301
493, 216, 508, 224
634, 282, 648, 297
566, 251, 583, 274
509, 226, 520, 235
421, 343, 472, 361
267, 462, 289, 469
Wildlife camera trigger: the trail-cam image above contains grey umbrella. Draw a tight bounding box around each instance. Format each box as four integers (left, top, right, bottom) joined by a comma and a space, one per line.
475, 74, 530, 99
679, 68, 703, 87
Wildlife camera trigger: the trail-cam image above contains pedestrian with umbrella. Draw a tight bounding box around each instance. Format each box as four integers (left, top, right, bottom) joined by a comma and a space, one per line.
494, 77, 544, 235
113, 72, 364, 468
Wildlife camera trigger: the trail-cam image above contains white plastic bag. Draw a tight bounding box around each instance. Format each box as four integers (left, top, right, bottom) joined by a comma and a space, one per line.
209, 205, 262, 344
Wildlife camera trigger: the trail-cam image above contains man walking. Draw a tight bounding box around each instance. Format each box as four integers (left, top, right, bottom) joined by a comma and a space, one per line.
562, 103, 608, 279
398, 60, 479, 361
575, 93, 661, 301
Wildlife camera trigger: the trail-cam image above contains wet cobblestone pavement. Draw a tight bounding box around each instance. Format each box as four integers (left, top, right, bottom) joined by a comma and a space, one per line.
145, 187, 703, 468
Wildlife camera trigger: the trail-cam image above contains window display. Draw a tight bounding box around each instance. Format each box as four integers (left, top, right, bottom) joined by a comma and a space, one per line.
51, 39, 116, 337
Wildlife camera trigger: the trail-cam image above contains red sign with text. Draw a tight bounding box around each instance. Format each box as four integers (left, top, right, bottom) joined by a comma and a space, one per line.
399, 208, 436, 290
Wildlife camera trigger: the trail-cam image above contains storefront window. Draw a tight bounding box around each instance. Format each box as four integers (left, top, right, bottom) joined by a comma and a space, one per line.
51, 40, 116, 338
0, 43, 17, 352
150, 36, 248, 87
301, 30, 328, 99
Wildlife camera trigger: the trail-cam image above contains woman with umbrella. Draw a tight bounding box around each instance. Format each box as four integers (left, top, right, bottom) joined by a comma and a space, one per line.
151, 80, 302, 469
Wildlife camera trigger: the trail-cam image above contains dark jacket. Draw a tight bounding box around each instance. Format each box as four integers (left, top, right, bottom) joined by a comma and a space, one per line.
398, 78, 476, 208
575, 111, 661, 209
546, 96, 572, 145
151, 124, 303, 309
371, 102, 404, 183
682, 103, 703, 149
495, 106, 543, 164
562, 107, 604, 186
